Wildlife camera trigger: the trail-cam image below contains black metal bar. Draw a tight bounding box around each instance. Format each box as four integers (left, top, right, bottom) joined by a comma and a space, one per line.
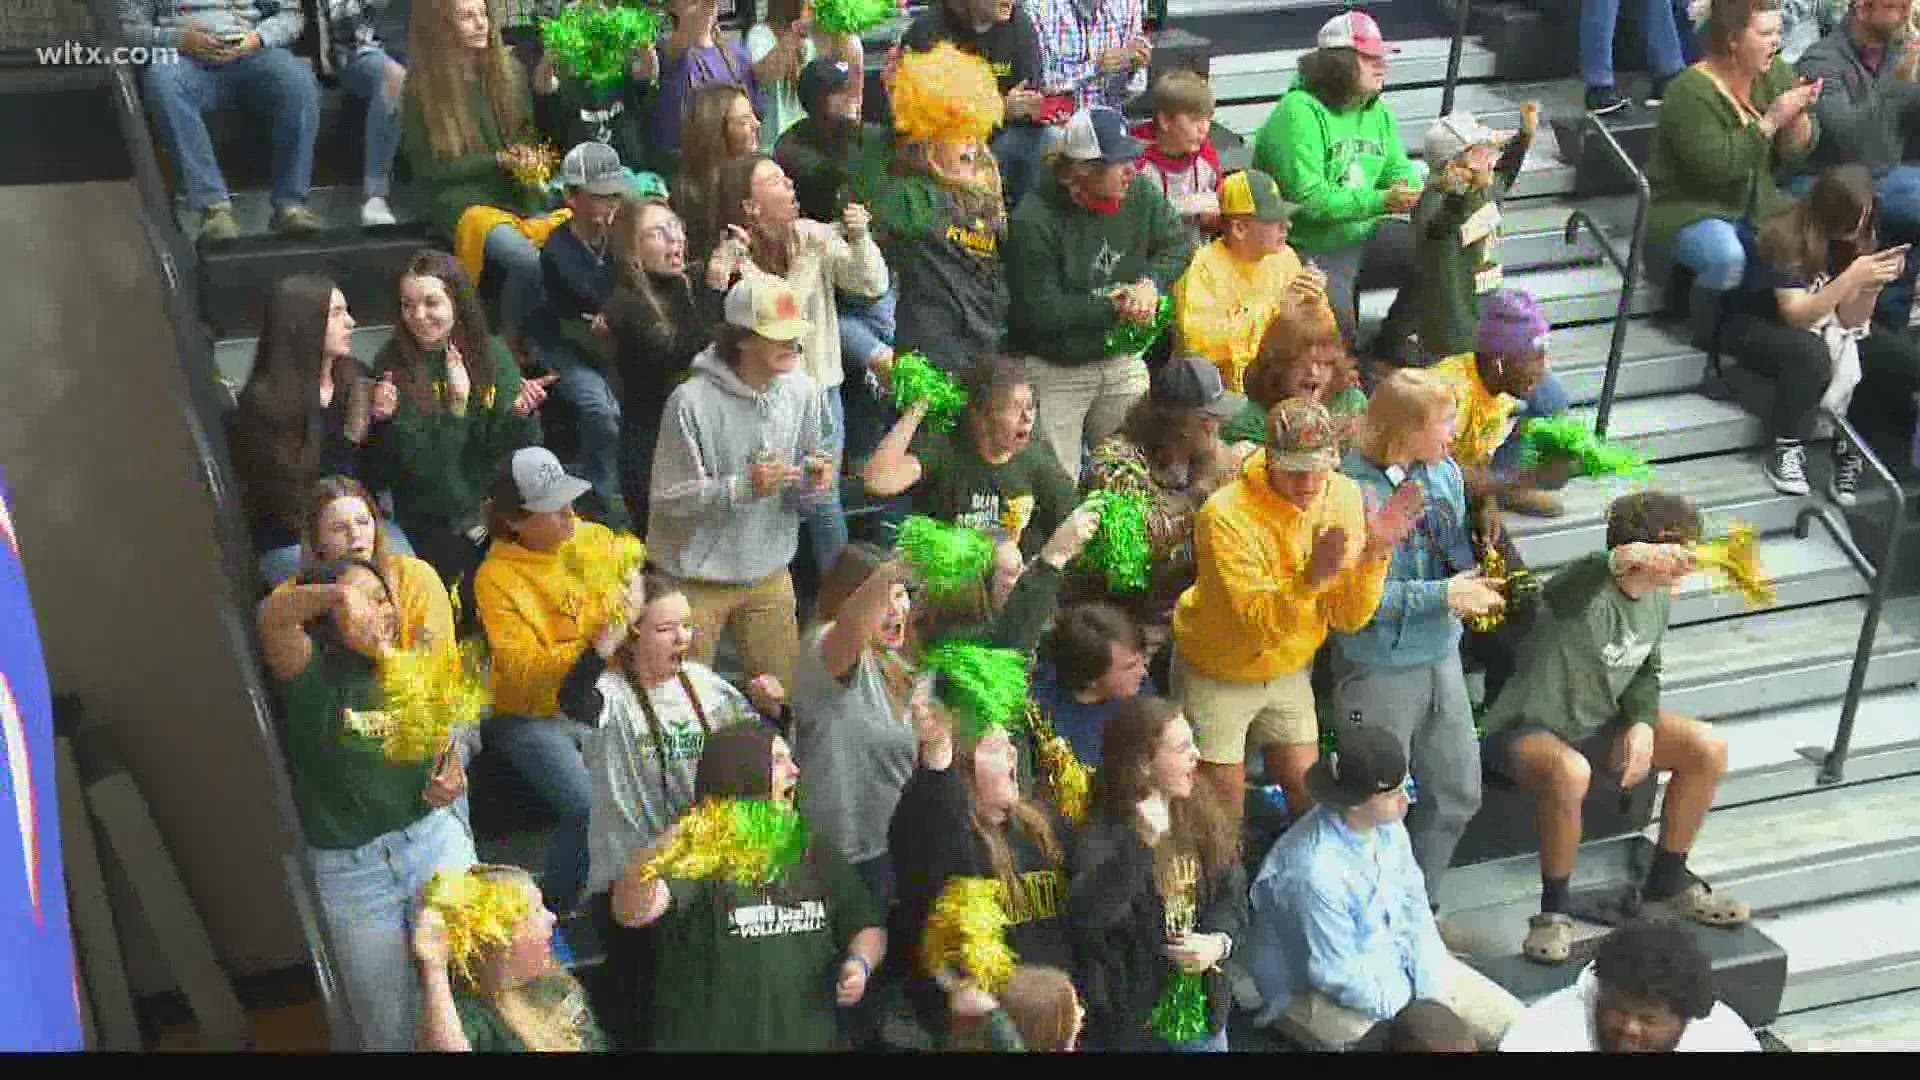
1441, 0, 1473, 118
1564, 210, 1630, 278
1795, 504, 1877, 581
1578, 114, 1650, 438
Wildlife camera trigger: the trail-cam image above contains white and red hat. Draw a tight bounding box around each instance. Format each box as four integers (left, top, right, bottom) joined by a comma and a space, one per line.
1317, 10, 1397, 59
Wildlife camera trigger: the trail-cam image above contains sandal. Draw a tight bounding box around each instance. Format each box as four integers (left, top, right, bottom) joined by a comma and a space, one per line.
1523, 912, 1576, 965
1642, 880, 1750, 928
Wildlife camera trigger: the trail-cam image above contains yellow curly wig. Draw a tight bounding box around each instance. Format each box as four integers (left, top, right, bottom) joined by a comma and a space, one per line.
893, 43, 1006, 145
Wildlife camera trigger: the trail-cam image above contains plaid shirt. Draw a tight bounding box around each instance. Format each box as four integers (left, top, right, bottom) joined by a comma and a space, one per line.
1026, 0, 1146, 111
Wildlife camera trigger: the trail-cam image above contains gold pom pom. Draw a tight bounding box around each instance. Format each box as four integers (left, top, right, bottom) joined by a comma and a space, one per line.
921, 876, 1018, 991
422, 867, 533, 987
892, 44, 1005, 146
560, 530, 647, 623
379, 637, 490, 763
1693, 521, 1775, 607
1028, 704, 1093, 825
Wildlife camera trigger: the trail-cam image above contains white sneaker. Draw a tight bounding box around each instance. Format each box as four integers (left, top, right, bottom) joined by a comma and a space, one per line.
360, 196, 396, 228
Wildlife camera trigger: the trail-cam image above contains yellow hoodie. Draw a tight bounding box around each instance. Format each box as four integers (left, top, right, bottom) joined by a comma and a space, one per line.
1172, 237, 1304, 393
475, 520, 638, 718
1172, 449, 1389, 682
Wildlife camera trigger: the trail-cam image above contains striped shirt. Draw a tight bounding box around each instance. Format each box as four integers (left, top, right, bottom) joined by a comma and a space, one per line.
1026, 0, 1146, 111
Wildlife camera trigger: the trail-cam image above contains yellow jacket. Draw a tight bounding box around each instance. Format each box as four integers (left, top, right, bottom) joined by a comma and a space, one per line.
270, 553, 454, 652
475, 520, 637, 718
1171, 238, 1305, 392
1172, 449, 1389, 681
1428, 352, 1522, 469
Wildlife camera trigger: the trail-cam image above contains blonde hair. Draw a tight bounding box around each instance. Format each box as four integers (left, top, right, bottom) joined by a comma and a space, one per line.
1356, 369, 1456, 463
465, 866, 588, 1053
999, 966, 1079, 1051
408, 0, 531, 160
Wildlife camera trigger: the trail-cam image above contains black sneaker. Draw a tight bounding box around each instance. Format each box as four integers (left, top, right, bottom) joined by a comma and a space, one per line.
1766, 439, 1811, 496
1830, 438, 1864, 507
1586, 86, 1629, 115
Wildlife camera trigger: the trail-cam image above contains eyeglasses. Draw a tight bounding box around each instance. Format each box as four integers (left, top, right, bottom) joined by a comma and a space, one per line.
643, 223, 686, 243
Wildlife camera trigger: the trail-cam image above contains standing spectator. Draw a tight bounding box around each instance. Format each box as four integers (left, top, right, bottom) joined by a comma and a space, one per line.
1068, 695, 1246, 1052
123, 0, 322, 245
1131, 71, 1226, 245
900, 0, 1052, 206
277, 476, 453, 653
1247, 724, 1521, 1050
1025, 0, 1150, 113
1411, 106, 1539, 363
321, 0, 410, 227
1254, 11, 1422, 367
749, 0, 862, 149
1581, 0, 1690, 114
370, 250, 543, 592
604, 197, 725, 534
1006, 106, 1194, 479
648, 275, 836, 691
1172, 170, 1312, 393
1500, 922, 1763, 1051
539, 30, 662, 176
673, 81, 762, 264
1032, 603, 1152, 765
650, 0, 764, 172
257, 558, 473, 1051
1219, 286, 1360, 446
1171, 398, 1422, 828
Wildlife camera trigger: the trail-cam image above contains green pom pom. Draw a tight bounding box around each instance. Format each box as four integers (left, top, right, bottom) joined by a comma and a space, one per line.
921, 639, 1030, 738
1081, 491, 1152, 592
729, 799, 811, 883
1103, 295, 1174, 357
891, 352, 969, 432
1516, 415, 1650, 480
541, 2, 665, 92
895, 516, 994, 598
813, 0, 897, 33
1149, 971, 1211, 1042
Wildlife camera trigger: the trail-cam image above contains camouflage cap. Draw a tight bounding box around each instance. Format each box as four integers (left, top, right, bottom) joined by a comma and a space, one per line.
1264, 397, 1343, 472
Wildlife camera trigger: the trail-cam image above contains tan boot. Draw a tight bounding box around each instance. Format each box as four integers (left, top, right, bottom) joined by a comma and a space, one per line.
270, 203, 323, 236
196, 204, 240, 246
1502, 488, 1565, 518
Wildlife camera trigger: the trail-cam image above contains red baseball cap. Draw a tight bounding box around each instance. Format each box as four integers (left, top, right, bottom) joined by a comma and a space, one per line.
1317, 11, 1397, 59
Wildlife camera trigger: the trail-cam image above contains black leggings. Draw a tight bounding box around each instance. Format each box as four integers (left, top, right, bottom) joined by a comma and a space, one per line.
1721, 314, 1920, 441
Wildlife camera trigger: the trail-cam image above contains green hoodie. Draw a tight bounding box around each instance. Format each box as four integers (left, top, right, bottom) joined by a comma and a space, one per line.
1252, 75, 1416, 254
370, 335, 538, 532
1004, 171, 1194, 366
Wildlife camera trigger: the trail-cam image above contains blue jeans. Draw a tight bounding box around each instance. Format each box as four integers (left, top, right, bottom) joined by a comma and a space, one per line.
307, 807, 476, 1051
1581, 0, 1686, 89
1872, 166, 1920, 324
991, 123, 1049, 209
483, 222, 548, 339
1168, 1026, 1230, 1052
139, 47, 319, 211
546, 341, 626, 522
483, 714, 593, 912
258, 520, 415, 587
333, 49, 403, 198
838, 289, 897, 380
1672, 216, 1748, 293
1490, 371, 1572, 474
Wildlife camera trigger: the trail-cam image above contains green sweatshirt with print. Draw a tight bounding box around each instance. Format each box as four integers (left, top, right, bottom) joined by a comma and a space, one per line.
1251, 74, 1417, 254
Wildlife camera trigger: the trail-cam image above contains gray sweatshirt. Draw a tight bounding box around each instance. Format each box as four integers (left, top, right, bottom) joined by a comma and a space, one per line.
647, 346, 832, 584
1798, 23, 1920, 174
121, 0, 305, 50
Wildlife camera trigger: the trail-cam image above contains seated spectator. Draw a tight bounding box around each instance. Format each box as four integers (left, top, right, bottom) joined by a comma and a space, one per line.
1006, 107, 1195, 478
560, 570, 774, 1049
648, 275, 835, 691
124, 0, 321, 245
541, 143, 635, 528
1068, 695, 1245, 1052
1646, 0, 1820, 340
900, 0, 1054, 207
1033, 603, 1152, 765
275, 476, 454, 652
863, 356, 1076, 558
474, 447, 642, 915
1426, 289, 1573, 518
649, 0, 765, 173
1255, 11, 1421, 366
1082, 357, 1252, 652
413, 865, 609, 1052
1026, 0, 1149, 114
1248, 724, 1521, 1050
887, 680, 1073, 1044
230, 275, 401, 585
1355, 999, 1480, 1052
1727, 165, 1919, 502
749, 0, 862, 149
256, 557, 473, 1051
605, 197, 724, 533
322, 0, 409, 227
1170, 398, 1421, 830
1220, 285, 1362, 446
1481, 493, 1746, 966
1412, 106, 1539, 363
402, 0, 564, 349
611, 723, 888, 1051
1331, 371, 1503, 902
1172, 170, 1312, 393
943, 964, 1085, 1052
1798, 0, 1920, 322
370, 250, 543, 591
1132, 71, 1226, 245
1501, 922, 1762, 1051
673, 81, 762, 264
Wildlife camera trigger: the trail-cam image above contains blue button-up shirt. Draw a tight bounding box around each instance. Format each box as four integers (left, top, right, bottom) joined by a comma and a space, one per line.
1248, 806, 1449, 1025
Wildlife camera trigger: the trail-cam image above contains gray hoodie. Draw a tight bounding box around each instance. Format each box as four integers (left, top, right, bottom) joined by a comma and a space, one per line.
647, 346, 831, 584
121, 0, 305, 50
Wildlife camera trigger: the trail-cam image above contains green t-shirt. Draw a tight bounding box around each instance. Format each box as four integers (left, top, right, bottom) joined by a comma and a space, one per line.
280, 654, 436, 851
649, 849, 884, 1052
1587, 578, 1670, 705
452, 974, 609, 1052
910, 429, 1076, 559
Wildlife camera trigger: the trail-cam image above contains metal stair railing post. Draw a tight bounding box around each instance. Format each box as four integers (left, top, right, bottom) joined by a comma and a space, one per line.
1441, 0, 1473, 118
81, 0, 360, 1051
1560, 113, 1649, 437
1790, 408, 1907, 786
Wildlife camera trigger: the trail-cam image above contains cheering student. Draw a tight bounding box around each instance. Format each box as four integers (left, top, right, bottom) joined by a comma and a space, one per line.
272, 476, 454, 657
611, 724, 888, 1051
1171, 170, 1314, 393
673, 81, 762, 263
1219, 283, 1363, 447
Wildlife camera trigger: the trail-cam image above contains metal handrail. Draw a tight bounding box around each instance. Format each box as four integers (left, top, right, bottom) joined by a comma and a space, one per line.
1791, 407, 1908, 786
1440, 0, 1472, 118
1562, 113, 1650, 437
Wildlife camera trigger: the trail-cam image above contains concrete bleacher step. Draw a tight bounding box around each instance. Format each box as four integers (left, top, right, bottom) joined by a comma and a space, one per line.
1359, 262, 1660, 329
1204, 35, 1501, 102
1565, 392, 1767, 462
1549, 318, 1706, 405
1761, 886, 1920, 1018
1660, 598, 1920, 724
1772, 987, 1920, 1050
1711, 680, 1920, 809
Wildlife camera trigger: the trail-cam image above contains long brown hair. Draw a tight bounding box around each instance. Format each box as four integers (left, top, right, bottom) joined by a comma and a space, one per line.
299, 475, 393, 568
952, 727, 1066, 905
999, 966, 1080, 1052
1243, 296, 1352, 410
674, 81, 754, 259
407, 0, 531, 160
609, 197, 694, 342
1299, 46, 1365, 110
1758, 164, 1878, 283
716, 153, 798, 276
1093, 695, 1237, 879
389, 249, 497, 414
1119, 395, 1210, 471
815, 542, 917, 701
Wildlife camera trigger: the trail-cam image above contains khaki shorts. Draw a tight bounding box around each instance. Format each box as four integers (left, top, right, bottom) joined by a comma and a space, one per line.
1171, 651, 1318, 765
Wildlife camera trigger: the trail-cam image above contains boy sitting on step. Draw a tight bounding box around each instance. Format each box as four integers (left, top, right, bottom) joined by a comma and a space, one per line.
1479, 492, 1747, 967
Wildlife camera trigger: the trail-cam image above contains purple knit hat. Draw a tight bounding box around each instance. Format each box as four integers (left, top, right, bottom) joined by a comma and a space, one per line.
1476, 289, 1551, 357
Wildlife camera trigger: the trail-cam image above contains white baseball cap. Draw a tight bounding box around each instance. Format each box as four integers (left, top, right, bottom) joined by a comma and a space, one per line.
1317, 11, 1397, 58
1425, 111, 1500, 164
509, 447, 593, 514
